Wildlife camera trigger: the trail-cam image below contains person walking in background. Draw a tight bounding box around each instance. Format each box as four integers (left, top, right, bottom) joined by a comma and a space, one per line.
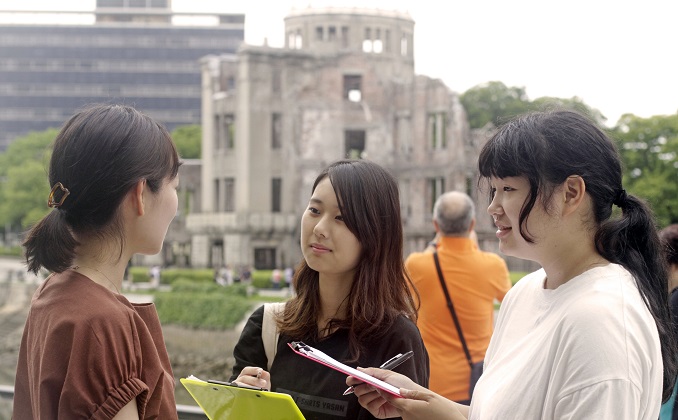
271, 267, 282, 289
405, 191, 510, 404
659, 224, 678, 419
348, 109, 676, 419
149, 264, 161, 289
14, 104, 181, 419
231, 159, 429, 420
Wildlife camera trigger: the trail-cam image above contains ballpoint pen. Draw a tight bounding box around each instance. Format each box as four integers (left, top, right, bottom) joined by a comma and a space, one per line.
343, 350, 414, 395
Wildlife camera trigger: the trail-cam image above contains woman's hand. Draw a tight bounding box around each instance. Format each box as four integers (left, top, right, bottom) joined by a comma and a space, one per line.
348, 368, 467, 420
234, 366, 271, 390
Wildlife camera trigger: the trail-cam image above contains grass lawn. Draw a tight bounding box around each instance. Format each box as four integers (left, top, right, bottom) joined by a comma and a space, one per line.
510, 271, 529, 286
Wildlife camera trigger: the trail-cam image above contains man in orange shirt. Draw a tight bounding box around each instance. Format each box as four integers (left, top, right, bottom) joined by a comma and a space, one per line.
406, 191, 511, 404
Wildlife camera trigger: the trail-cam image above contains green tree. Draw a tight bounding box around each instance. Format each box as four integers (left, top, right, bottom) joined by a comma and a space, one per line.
530, 96, 607, 126
460, 82, 607, 129
460, 81, 531, 129
171, 124, 201, 159
611, 113, 678, 225
0, 130, 56, 230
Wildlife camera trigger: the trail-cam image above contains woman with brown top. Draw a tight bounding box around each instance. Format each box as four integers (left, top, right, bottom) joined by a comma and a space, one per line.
13, 104, 181, 419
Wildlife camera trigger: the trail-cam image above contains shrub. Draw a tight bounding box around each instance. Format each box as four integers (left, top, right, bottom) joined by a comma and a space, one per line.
171, 279, 249, 297
154, 292, 253, 329
129, 266, 150, 283
127, 267, 214, 284
251, 270, 272, 289
509, 271, 528, 286
162, 268, 214, 285
0, 246, 22, 257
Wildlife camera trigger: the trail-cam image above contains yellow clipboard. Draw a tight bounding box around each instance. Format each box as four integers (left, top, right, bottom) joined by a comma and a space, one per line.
180, 377, 306, 420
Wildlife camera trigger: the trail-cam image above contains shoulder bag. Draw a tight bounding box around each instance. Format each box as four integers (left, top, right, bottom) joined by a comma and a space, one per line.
433, 252, 484, 400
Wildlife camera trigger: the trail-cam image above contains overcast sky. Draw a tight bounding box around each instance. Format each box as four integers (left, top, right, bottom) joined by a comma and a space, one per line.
2, 0, 677, 125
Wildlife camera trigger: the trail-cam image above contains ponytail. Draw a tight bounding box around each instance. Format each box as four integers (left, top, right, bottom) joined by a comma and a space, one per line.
595, 194, 676, 401
23, 210, 78, 275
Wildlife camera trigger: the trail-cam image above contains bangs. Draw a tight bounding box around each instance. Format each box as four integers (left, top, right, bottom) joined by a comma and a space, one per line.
478, 119, 543, 180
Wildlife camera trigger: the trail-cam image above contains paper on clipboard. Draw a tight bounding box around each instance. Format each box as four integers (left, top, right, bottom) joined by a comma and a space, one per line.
287, 341, 403, 398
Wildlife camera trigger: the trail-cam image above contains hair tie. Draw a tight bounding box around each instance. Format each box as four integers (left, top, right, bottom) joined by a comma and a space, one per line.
612, 188, 627, 208
47, 182, 70, 208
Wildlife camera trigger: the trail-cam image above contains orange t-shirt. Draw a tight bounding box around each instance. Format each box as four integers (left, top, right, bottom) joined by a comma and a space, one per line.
13, 270, 177, 419
406, 236, 510, 402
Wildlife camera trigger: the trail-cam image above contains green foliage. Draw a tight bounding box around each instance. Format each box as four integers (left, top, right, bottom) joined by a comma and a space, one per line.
460, 82, 606, 129
171, 279, 249, 297
171, 124, 201, 159
529, 97, 607, 126
0, 129, 57, 229
611, 113, 678, 225
0, 246, 22, 257
128, 267, 214, 284
251, 270, 273, 288
509, 271, 528, 286
154, 292, 252, 329
162, 268, 214, 285
460, 81, 531, 129
128, 266, 150, 283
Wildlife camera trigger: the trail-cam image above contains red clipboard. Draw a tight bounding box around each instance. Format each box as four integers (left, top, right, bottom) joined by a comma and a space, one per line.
287, 341, 403, 398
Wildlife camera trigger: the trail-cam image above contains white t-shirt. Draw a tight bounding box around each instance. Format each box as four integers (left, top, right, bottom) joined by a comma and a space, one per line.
470, 264, 662, 419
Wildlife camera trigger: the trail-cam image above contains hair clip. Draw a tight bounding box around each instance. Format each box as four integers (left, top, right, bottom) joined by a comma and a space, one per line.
48, 182, 70, 208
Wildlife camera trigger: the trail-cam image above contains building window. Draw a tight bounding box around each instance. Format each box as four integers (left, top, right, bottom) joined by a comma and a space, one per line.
223, 114, 235, 149
341, 26, 349, 48
214, 115, 222, 149
427, 177, 445, 213
345, 130, 366, 159
295, 30, 303, 49
401, 35, 408, 56
272, 177, 282, 213
288, 30, 303, 49
316, 26, 324, 41
213, 178, 220, 212
224, 178, 235, 212
343, 75, 362, 102
254, 247, 276, 270
384, 29, 391, 52
428, 113, 447, 149
362, 27, 372, 52
215, 114, 235, 150
271, 113, 282, 149
373, 28, 383, 53
272, 67, 281, 93
328, 26, 336, 41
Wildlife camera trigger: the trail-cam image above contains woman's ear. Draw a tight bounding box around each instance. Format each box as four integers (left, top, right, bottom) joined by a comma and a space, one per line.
562, 175, 586, 216
131, 179, 146, 216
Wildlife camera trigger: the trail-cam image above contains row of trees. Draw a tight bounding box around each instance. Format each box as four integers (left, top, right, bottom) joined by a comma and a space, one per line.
0, 125, 201, 236
0, 83, 676, 238
461, 82, 677, 226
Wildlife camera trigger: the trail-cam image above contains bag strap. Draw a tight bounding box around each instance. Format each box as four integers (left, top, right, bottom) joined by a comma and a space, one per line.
262, 302, 285, 370
433, 252, 474, 368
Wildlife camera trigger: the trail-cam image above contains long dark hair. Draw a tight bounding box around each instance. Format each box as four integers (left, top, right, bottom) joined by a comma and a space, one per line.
478, 109, 676, 401
24, 104, 181, 274
279, 159, 418, 362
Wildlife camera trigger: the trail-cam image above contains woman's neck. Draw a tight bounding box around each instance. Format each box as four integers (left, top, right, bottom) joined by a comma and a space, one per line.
72, 239, 130, 293
317, 273, 353, 333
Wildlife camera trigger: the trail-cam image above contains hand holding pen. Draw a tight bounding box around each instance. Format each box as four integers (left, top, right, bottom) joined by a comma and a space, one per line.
343, 350, 414, 395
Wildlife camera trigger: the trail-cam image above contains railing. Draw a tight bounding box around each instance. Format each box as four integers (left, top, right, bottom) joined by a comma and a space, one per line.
0, 385, 208, 419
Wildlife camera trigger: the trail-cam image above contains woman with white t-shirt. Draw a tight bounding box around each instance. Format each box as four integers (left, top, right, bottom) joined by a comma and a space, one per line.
347, 109, 677, 419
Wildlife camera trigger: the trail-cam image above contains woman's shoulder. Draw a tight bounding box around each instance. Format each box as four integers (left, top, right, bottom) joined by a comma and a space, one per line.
384, 314, 422, 338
